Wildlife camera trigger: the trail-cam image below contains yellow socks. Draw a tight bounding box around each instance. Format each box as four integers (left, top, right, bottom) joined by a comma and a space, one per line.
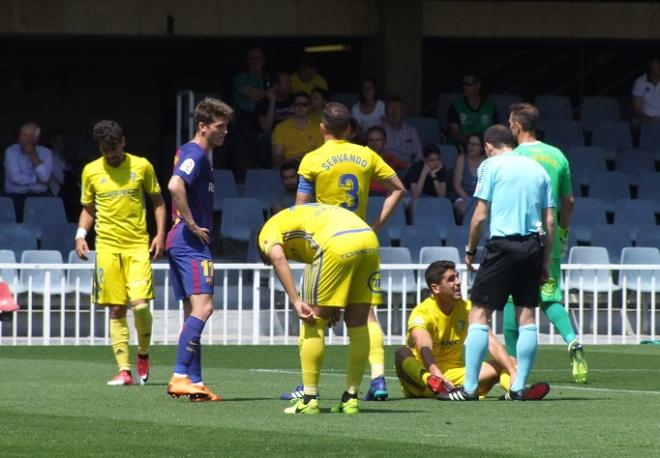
110, 317, 130, 372
132, 303, 153, 356
346, 325, 370, 394
367, 320, 385, 379
300, 317, 328, 396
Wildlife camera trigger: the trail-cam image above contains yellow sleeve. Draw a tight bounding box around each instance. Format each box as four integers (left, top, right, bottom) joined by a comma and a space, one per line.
408, 306, 431, 332
371, 149, 397, 182
297, 154, 315, 182
258, 221, 284, 257
142, 159, 161, 196
80, 165, 94, 206
272, 122, 285, 146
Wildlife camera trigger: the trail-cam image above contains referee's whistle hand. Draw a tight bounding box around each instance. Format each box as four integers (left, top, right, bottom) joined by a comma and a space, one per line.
464, 254, 475, 272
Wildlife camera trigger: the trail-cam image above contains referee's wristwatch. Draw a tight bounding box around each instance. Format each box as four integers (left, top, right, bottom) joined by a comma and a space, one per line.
465, 246, 476, 257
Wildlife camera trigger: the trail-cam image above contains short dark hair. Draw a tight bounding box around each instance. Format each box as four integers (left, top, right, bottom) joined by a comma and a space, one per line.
509, 102, 538, 133
321, 102, 350, 137
280, 159, 299, 176
484, 124, 514, 149
311, 87, 330, 102
425, 260, 456, 289
422, 143, 441, 159
385, 95, 404, 106
194, 97, 233, 127
366, 125, 386, 140
292, 91, 311, 103
93, 120, 123, 149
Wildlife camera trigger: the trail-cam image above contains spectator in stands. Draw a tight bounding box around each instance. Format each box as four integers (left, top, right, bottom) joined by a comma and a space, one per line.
382, 95, 423, 167
45, 128, 80, 221
447, 72, 497, 145
632, 54, 660, 126
310, 87, 330, 124
271, 92, 323, 166
452, 133, 486, 221
351, 78, 386, 132
404, 144, 447, 199
4, 121, 53, 221
366, 126, 407, 171
271, 160, 300, 214
258, 71, 294, 132
291, 55, 329, 95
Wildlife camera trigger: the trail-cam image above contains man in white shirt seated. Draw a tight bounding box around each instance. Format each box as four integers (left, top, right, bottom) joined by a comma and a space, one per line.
632, 55, 660, 126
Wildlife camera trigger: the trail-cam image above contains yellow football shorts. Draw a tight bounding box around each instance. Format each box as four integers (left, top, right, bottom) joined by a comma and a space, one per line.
93, 249, 155, 305
301, 228, 381, 307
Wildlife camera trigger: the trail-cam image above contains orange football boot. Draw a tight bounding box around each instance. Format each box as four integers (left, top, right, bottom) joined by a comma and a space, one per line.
167, 376, 209, 400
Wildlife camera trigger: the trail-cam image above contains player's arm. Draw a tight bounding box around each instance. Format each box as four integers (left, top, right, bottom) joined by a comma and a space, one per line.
465, 198, 489, 271
410, 327, 455, 389
541, 206, 555, 282
487, 328, 517, 382
267, 244, 314, 323
167, 175, 210, 245
75, 205, 95, 261
148, 193, 167, 260
371, 175, 405, 232
295, 175, 314, 205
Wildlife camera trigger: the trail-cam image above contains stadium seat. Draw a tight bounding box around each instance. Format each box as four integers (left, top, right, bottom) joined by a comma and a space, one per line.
213, 169, 238, 212
407, 117, 440, 146
542, 120, 585, 151
636, 225, 660, 249
590, 225, 632, 263
571, 198, 607, 242
244, 169, 284, 212
637, 172, 660, 205
66, 250, 95, 296
409, 197, 455, 240
486, 94, 522, 125
365, 196, 407, 240
380, 247, 417, 294
332, 92, 359, 109
0, 224, 38, 258
377, 229, 392, 247
23, 197, 68, 239
639, 122, 660, 153
436, 144, 459, 171
580, 96, 621, 132
436, 93, 462, 131
566, 148, 607, 188
565, 246, 621, 293
535, 95, 573, 130
20, 250, 74, 295
614, 149, 655, 180
619, 247, 660, 293
399, 226, 443, 263
613, 199, 656, 240
219, 198, 265, 242
587, 172, 631, 209
591, 121, 633, 157
41, 223, 78, 259
419, 246, 460, 265
444, 225, 489, 252
0, 197, 16, 223
0, 249, 25, 294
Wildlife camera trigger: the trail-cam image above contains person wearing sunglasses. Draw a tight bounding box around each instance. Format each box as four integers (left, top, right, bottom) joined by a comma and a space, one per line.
447, 73, 497, 145
271, 91, 323, 166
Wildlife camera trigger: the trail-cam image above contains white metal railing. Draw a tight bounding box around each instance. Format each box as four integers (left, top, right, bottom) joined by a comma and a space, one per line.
0, 262, 657, 346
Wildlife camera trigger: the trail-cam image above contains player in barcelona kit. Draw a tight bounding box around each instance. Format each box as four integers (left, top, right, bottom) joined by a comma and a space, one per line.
165, 98, 233, 401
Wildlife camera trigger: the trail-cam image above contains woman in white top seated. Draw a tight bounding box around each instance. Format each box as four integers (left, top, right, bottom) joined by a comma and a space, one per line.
351, 78, 385, 133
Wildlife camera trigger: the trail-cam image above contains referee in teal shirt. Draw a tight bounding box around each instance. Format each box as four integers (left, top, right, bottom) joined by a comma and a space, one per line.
440, 124, 555, 401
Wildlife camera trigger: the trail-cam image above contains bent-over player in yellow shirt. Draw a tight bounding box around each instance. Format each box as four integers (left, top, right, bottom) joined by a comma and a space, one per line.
75, 120, 166, 386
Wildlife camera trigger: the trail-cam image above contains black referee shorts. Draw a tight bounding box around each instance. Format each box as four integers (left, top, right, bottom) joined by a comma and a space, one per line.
470, 234, 543, 311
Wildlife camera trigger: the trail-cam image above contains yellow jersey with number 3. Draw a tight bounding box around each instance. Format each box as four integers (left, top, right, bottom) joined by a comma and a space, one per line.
298, 140, 396, 220
81, 153, 161, 253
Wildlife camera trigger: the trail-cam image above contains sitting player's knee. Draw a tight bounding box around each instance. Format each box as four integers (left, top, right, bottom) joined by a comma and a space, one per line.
394, 346, 413, 368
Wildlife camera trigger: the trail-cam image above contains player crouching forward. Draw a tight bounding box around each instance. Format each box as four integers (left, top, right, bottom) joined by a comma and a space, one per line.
395, 261, 550, 401
258, 204, 381, 414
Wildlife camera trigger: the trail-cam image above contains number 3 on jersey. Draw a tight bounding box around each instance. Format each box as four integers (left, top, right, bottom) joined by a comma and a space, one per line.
339, 173, 359, 212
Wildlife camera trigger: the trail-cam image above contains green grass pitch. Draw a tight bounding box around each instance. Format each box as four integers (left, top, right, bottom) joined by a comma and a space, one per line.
1, 344, 659, 457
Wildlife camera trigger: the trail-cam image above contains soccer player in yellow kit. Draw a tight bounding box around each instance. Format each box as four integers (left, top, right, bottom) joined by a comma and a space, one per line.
75, 120, 166, 386
258, 204, 381, 414
292, 101, 405, 401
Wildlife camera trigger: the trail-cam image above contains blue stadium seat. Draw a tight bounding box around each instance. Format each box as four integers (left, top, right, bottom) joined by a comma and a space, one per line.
20, 250, 74, 295
619, 247, 660, 293
486, 94, 522, 125
0, 197, 16, 223
587, 172, 630, 209
436, 93, 462, 131
590, 225, 632, 263
377, 229, 392, 247
213, 169, 238, 212
535, 95, 573, 130
436, 144, 459, 171
636, 225, 660, 249
23, 197, 68, 239
566, 148, 607, 188
591, 121, 633, 157
565, 247, 621, 293
637, 172, 660, 205
407, 117, 440, 146
0, 249, 25, 294
399, 226, 443, 263
639, 122, 660, 153
580, 96, 621, 132
0, 224, 38, 258
380, 247, 417, 294
366, 196, 407, 241
66, 250, 95, 296
41, 223, 77, 259
244, 169, 283, 212
409, 197, 456, 240
419, 246, 460, 265
571, 198, 607, 242
542, 120, 584, 151
614, 149, 655, 180
219, 198, 265, 242
613, 199, 656, 240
